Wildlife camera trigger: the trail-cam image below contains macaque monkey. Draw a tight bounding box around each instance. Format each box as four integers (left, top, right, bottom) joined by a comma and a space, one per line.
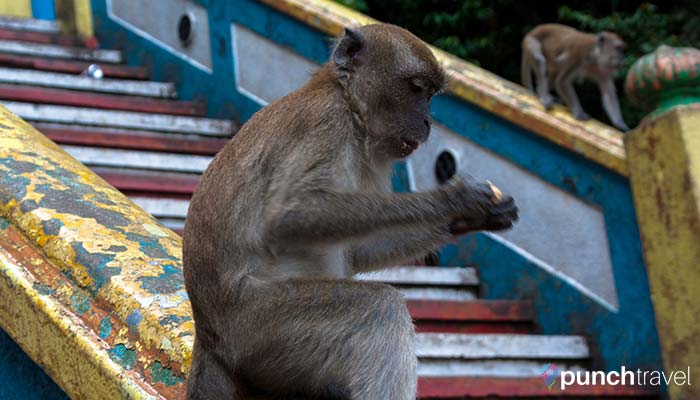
521, 23, 630, 131
183, 24, 518, 400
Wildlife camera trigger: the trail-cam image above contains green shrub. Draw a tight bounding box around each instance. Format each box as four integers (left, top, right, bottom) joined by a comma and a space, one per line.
335, 0, 700, 128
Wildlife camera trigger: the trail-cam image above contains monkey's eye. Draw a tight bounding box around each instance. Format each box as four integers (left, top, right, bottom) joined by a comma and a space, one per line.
408, 78, 426, 94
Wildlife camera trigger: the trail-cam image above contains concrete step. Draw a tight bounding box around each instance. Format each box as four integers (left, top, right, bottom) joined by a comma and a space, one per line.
37, 123, 228, 155
0, 68, 175, 97
407, 299, 535, 334
416, 333, 589, 360
5, 102, 234, 136
0, 84, 203, 115
0, 39, 121, 63
356, 266, 479, 301
0, 27, 84, 47
0, 53, 149, 79
417, 376, 659, 398
62, 146, 213, 174
356, 266, 479, 286
0, 16, 60, 34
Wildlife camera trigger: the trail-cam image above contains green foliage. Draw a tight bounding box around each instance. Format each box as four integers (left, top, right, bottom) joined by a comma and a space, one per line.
332, 0, 700, 128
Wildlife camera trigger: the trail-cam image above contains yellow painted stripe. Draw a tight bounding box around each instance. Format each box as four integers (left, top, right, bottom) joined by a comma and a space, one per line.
0, 0, 32, 18
257, 0, 628, 176
54, 0, 94, 37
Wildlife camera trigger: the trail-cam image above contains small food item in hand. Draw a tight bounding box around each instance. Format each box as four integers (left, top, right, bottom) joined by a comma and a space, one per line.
487, 181, 503, 203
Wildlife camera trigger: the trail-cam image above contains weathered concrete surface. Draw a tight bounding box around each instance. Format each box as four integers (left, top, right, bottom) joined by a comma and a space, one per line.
626, 104, 700, 399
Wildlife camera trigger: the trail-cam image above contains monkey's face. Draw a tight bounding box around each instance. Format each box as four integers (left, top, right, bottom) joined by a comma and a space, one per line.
595, 32, 626, 72
334, 24, 447, 160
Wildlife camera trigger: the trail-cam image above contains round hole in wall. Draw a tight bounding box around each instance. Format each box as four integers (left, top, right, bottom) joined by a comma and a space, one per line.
178, 13, 194, 46
435, 150, 456, 185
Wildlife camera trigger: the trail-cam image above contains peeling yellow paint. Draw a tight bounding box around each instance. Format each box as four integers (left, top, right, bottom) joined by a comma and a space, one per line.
625, 104, 700, 399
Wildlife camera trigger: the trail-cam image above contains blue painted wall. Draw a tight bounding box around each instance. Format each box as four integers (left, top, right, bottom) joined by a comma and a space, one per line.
31, 0, 55, 20
0, 329, 67, 399
87, 0, 662, 373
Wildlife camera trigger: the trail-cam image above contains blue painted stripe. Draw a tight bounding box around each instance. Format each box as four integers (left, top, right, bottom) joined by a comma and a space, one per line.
31, 0, 55, 20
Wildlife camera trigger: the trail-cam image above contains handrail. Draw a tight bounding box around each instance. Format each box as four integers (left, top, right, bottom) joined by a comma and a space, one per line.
0, 105, 189, 398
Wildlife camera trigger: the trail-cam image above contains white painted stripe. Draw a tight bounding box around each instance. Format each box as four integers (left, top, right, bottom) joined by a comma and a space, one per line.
355, 266, 478, 286
0, 40, 122, 63
5, 102, 233, 136
398, 288, 477, 301
131, 197, 189, 219
416, 333, 590, 359
0, 68, 175, 98
485, 232, 619, 312
62, 146, 212, 174
157, 218, 185, 232
0, 17, 60, 33
418, 360, 586, 377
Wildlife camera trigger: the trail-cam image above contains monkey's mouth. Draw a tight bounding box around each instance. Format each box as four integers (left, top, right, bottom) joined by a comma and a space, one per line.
400, 138, 420, 154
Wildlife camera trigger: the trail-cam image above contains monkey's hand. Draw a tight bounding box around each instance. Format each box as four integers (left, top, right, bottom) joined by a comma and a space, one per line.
448, 195, 518, 236
441, 177, 518, 235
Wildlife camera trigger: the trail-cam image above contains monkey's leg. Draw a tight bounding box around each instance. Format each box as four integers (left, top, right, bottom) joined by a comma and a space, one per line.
555, 71, 589, 120
598, 79, 630, 131
232, 279, 417, 400
187, 338, 241, 400
523, 36, 553, 109
521, 53, 534, 91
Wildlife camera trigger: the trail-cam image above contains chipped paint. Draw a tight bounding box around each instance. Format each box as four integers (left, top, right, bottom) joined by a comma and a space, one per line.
108, 344, 137, 370
149, 362, 185, 387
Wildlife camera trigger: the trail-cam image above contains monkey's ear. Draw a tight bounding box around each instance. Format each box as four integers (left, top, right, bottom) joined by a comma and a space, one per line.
333, 27, 365, 69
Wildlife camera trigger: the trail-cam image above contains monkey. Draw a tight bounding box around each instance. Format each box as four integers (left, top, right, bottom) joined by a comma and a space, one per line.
183, 24, 518, 400
521, 23, 630, 131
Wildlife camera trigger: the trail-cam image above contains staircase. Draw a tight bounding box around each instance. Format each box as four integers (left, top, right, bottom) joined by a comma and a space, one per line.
0, 18, 657, 399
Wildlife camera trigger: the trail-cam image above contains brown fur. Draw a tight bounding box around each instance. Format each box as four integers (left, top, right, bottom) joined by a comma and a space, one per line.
521, 23, 630, 131
183, 23, 518, 400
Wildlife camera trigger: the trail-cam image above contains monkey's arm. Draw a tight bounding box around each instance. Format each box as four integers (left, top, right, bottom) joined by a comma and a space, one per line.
265, 179, 497, 249
349, 197, 518, 273
554, 65, 589, 120
599, 78, 630, 131
349, 225, 453, 273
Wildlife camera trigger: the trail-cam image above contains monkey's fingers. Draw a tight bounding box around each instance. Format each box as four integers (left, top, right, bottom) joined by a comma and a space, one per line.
486, 181, 503, 204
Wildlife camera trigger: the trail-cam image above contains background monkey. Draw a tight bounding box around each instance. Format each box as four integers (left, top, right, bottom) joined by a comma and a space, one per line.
521, 23, 630, 131
183, 24, 518, 400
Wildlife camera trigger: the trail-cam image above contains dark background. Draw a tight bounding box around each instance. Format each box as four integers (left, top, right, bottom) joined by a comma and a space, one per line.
334, 0, 700, 128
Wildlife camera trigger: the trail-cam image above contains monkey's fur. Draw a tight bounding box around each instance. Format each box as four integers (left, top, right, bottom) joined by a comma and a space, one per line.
184, 24, 518, 400
521, 23, 630, 131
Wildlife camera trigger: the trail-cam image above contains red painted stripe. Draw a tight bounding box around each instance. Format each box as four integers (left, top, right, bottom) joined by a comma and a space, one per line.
414, 321, 532, 334
93, 168, 200, 195
418, 376, 658, 398
38, 124, 228, 156
406, 299, 534, 322
0, 53, 149, 79
0, 28, 83, 47
0, 84, 206, 116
